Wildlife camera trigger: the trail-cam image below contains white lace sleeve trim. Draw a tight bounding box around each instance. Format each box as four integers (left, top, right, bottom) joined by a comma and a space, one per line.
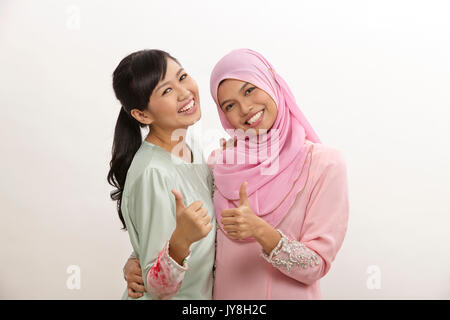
261, 229, 320, 272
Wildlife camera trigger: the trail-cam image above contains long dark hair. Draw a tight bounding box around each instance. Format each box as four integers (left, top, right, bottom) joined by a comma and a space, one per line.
108, 49, 179, 230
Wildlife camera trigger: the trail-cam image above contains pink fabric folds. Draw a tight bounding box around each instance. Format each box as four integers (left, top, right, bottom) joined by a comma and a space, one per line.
209, 49, 321, 235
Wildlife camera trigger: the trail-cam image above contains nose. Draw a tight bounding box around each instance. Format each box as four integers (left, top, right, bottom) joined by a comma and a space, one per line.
240, 102, 253, 116
177, 84, 191, 101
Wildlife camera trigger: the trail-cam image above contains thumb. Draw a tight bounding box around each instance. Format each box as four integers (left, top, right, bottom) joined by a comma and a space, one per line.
171, 189, 186, 213
239, 182, 249, 207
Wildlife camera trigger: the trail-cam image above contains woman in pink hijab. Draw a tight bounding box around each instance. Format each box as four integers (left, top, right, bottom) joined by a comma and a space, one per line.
208, 48, 349, 299
123, 48, 349, 300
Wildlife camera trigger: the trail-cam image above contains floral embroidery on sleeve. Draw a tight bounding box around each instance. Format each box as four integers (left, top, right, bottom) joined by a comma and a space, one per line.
146, 241, 190, 300
261, 229, 320, 272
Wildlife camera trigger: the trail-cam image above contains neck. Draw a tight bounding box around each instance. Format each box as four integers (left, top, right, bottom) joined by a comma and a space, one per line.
145, 125, 191, 162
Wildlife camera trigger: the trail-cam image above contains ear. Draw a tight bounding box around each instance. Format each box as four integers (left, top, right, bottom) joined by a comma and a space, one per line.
130, 108, 154, 125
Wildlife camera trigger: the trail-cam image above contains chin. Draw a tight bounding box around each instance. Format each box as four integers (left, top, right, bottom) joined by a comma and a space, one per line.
189, 113, 201, 125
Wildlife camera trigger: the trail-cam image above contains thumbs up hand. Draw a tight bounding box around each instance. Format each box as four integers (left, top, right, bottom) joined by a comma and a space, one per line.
220, 182, 264, 240
171, 189, 213, 246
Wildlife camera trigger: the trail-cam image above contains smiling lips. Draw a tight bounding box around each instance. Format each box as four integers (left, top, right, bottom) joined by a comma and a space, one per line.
178, 98, 196, 114
245, 110, 264, 127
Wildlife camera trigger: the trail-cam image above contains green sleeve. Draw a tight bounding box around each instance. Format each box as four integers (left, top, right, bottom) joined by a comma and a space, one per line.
122, 168, 177, 284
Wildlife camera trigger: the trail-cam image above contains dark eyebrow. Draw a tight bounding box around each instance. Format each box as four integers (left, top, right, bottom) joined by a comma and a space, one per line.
219, 82, 250, 108
155, 68, 185, 93
240, 82, 250, 92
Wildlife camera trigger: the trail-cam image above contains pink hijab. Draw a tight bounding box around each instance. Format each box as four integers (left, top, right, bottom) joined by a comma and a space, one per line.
210, 49, 321, 237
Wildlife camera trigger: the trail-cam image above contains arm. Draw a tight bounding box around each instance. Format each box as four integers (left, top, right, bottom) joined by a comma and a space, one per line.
145, 240, 189, 299
123, 254, 145, 298
124, 169, 212, 299
124, 169, 188, 300
260, 151, 349, 285
123, 239, 191, 300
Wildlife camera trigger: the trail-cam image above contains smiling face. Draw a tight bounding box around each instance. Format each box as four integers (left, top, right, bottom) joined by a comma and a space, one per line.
131, 57, 201, 131
217, 79, 278, 134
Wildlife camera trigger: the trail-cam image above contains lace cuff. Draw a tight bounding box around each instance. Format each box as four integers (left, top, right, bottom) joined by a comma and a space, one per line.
146, 241, 190, 299
261, 229, 320, 272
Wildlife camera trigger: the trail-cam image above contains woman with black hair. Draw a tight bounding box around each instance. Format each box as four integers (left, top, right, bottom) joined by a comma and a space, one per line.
123, 49, 349, 300
108, 49, 216, 300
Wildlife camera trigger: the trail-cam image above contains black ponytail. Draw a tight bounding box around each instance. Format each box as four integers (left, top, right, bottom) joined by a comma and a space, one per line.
107, 49, 179, 230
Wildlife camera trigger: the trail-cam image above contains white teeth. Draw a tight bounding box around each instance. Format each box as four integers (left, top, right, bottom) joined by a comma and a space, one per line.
246, 111, 263, 124
179, 100, 194, 112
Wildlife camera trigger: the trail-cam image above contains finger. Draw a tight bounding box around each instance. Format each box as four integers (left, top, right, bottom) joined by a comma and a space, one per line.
196, 207, 208, 218
201, 222, 213, 236
221, 208, 237, 217
200, 210, 210, 219
171, 189, 186, 211
229, 230, 246, 240
129, 274, 144, 285
227, 231, 239, 240
127, 287, 137, 298
223, 224, 239, 232
239, 181, 249, 206
189, 200, 203, 211
128, 287, 143, 299
201, 215, 211, 225
221, 217, 237, 225
130, 282, 146, 293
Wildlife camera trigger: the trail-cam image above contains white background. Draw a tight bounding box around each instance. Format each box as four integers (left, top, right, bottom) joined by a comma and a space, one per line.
0, 0, 449, 299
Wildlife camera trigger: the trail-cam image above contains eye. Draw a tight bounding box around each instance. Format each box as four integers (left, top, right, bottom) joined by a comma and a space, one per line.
180, 73, 188, 81
162, 87, 172, 95
224, 103, 234, 112
244, 87, 256, 96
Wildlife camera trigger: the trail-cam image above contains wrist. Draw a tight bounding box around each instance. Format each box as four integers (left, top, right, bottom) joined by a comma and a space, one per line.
253, 218, 271, 241
171, 229, 192, 249
169, 229, 191, 264
254, 220, 282, 255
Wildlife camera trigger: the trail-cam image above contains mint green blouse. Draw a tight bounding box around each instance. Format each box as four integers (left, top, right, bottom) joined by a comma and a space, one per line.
120, 140, 216, 300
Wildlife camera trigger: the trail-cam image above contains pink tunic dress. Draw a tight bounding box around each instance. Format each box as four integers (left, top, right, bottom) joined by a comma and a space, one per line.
211, 140, 349, 299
